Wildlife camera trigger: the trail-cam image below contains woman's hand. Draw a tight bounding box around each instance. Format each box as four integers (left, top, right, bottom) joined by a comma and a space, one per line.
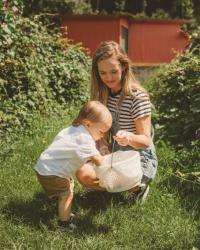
113, 116, 152, 149
113, 130, 133, 146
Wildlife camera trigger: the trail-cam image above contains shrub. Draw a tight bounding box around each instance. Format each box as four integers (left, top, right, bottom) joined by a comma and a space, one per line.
170, 141, 200, 193
0, 8, 90, 138
148, 23, 200, 147
147, 23, 200, 189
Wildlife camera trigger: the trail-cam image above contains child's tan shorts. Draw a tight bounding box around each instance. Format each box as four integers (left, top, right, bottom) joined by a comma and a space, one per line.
36, 172, 74, 198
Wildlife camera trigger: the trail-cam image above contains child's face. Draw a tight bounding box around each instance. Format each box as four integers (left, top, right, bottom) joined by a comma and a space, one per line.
86, 121, 111, 141
97, 57, 122, 93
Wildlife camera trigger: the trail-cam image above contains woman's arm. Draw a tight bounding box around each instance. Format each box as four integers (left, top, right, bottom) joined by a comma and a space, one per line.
114, 116, 151, 149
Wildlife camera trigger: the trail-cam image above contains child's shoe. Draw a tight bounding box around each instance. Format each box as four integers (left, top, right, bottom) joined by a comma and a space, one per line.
57, 213, 76, 231
57, 220, 77, 231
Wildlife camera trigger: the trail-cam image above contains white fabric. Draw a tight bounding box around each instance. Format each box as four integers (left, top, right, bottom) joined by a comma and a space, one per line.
94, 150, 142, 193
34, 125, 100, 179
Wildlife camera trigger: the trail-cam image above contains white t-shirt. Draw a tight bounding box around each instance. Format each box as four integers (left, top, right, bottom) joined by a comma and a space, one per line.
34, 125, 100, 179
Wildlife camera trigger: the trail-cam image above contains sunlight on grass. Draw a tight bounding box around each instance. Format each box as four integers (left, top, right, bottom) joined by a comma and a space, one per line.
0, 112, 199, 250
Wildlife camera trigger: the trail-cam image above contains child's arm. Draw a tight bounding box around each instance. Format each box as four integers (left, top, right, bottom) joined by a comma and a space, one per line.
89, 155, 103, 166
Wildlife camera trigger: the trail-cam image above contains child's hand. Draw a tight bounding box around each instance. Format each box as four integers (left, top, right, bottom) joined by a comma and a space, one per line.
99, 145, 110, 156
90, 155, 103, 166
113, 130, 133, 146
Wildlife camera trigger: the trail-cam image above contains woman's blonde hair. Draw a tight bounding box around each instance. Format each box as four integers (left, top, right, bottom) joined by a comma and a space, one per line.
91, 40, 149, 107
72, 100, 112, 127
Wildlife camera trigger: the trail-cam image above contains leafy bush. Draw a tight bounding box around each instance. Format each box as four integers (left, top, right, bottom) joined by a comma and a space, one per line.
147, 23, 200, 189
148, 23, 200, 147
0, 7, 90, 138
156, 141, 200, 199
174, 140, 200, 174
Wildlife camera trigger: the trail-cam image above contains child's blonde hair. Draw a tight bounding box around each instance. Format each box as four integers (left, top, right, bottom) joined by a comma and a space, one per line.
72, 101, 112, 127
91, 40, 149, 107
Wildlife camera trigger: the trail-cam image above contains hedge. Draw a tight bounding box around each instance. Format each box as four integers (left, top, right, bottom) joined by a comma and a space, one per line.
0, 8, 90, 138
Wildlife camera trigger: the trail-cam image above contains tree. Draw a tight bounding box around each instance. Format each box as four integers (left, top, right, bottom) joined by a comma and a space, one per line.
171, 0, 194, 19
22, 0, 93, 16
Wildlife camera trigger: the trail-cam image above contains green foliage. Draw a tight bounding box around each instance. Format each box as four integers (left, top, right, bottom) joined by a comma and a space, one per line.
22, 0, 93, 16
114, 0, 126, 12
171, 0, 194, 19
91, 0, 199, 19
1, 0, 93, 16
147, 22, 200, 198
3, 0, 199, 19
174, 141, 200, 185
150, 9, 171, 20
148, 24, 200, 146
0, 0, 24, 16
148, 23, 200, 188
156, 141, 200, 205
0, 7, 90, 138
181, 22, 200, 50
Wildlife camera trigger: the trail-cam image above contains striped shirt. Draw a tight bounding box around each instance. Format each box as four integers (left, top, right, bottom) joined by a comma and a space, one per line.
107, 89, 151, 134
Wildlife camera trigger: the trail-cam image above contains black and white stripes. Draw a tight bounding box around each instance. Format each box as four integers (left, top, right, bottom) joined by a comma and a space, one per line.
107, 90, 151, 133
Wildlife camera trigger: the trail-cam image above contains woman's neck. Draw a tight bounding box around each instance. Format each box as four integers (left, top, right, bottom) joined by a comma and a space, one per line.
110, 88, 122, 97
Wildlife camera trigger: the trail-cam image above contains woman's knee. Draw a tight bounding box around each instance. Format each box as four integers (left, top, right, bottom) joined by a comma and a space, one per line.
76, 165, 96, 187
76, 168, 87, 184
76, 170, 89, 186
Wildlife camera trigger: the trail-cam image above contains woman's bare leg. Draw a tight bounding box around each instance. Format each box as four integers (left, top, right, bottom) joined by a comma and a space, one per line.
76, 163, 105, 191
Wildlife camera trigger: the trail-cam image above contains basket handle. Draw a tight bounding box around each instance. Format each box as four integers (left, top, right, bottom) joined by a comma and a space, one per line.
110, 139, 116, 168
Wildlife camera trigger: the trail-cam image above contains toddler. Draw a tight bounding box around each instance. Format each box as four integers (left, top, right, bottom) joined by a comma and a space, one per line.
34, 101, 112, 230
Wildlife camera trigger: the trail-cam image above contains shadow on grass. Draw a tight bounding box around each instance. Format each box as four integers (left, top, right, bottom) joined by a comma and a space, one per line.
2, 192, 56, 229
74, 190, 126, 214
2, 190, 127, 235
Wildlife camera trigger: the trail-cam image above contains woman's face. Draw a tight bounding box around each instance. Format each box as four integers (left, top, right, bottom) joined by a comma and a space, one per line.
97, 57, 123, 93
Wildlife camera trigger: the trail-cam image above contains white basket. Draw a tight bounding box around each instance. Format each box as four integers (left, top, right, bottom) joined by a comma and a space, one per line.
94, 150, 142, 193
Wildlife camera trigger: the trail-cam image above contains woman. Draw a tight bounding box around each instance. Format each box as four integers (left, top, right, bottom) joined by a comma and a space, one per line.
76, 41, 157, 202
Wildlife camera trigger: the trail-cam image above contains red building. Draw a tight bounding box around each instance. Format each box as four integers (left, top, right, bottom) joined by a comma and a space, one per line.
61, 15, 193, 66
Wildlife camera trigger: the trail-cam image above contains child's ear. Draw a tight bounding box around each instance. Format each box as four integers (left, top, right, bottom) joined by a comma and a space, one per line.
83, 119, 91, 128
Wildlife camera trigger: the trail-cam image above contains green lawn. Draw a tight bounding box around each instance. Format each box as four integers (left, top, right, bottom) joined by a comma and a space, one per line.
0, 112, 199, 250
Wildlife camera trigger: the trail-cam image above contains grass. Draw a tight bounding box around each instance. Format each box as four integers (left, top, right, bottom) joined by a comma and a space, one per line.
0, 111, 200, 250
